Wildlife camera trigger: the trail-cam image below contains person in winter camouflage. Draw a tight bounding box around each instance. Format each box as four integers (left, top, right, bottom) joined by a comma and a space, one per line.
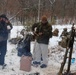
59, 28, 69, 48
60, 28, 68, 37
32, 15, 52, 68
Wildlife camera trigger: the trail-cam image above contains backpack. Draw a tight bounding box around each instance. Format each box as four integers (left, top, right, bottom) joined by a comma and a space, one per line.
59, 36, 68, 48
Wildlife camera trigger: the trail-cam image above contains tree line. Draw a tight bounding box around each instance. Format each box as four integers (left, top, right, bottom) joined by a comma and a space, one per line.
0, 0, 76, 24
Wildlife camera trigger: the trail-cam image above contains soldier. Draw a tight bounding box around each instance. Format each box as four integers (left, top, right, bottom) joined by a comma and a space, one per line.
59, 28, 69, 48
60, 28, 68, 37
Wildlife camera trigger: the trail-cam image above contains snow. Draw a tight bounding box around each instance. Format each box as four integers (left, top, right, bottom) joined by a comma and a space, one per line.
0, 24, 76, 75
10, 26, 24, 38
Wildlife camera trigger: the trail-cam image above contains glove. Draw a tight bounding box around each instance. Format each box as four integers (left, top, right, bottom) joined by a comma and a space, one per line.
7, 26, 11, 30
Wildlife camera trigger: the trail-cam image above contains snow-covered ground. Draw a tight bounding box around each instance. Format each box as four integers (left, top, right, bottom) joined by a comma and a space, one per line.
0, 24, 76, 75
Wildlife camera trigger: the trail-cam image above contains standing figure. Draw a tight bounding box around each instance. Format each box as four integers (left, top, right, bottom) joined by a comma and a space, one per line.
32, 15, 52, 68
60, 28, 68, 37
0, 14, 12, 69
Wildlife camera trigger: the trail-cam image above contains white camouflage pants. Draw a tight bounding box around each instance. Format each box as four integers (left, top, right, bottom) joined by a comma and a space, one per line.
33, 42, 48, 65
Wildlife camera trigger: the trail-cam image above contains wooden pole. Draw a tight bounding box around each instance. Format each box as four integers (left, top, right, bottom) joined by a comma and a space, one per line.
58, 48, 69, 75
67, 25, 75, 73
58, 24, 75, 75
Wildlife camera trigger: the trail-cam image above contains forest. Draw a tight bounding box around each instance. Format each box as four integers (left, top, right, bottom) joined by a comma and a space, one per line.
0, 0, 76, 25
